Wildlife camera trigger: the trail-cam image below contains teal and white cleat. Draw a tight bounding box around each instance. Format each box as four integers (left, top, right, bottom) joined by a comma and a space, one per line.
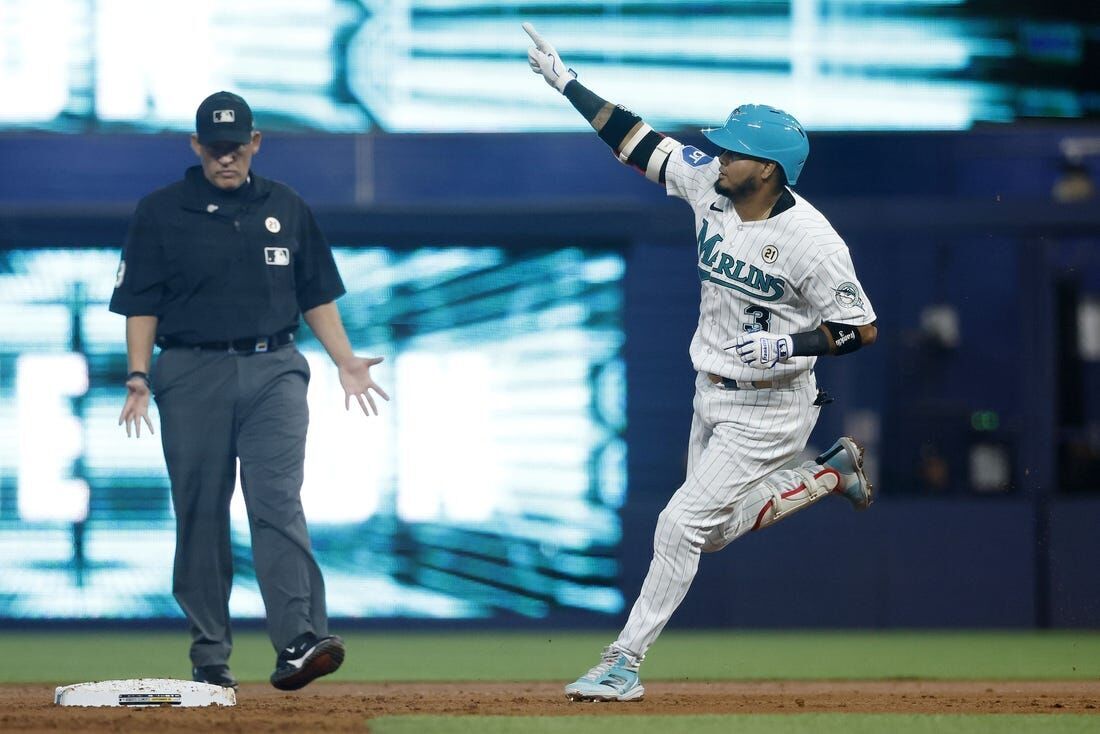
818, 436, 873, 510
564, 645, 645, 702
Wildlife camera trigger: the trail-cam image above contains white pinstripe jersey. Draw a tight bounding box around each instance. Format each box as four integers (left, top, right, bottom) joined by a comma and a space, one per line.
665, 144, 876, 382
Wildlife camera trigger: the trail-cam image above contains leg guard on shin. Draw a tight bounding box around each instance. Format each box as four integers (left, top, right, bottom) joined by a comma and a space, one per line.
751, 464, 841, 530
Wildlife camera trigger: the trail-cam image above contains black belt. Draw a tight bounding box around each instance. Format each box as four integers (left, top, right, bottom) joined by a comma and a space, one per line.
158, 330, 296, 354
706, 372, 792, 390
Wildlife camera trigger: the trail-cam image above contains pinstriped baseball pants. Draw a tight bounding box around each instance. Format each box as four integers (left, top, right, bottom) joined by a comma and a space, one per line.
616, 371, 820, 658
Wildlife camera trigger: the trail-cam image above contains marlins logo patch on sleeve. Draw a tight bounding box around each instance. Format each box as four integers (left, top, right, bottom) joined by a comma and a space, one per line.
834, 282, 865, 311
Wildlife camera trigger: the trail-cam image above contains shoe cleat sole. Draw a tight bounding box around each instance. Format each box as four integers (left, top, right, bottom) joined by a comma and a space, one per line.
565, 687, 644, 702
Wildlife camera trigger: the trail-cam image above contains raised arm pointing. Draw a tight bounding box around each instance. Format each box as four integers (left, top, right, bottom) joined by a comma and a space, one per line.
522, 22, 682, 184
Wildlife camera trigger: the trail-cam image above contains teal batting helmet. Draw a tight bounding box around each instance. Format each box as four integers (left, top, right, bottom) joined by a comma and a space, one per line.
702, 104, 809, 185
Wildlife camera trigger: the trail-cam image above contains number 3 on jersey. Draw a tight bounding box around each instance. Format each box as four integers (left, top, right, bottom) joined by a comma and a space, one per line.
743, 305, 772, 333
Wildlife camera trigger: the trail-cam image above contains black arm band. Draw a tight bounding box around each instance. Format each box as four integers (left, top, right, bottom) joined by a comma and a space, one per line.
789, 328, 831, 356
791, 323, 866, 356
625, 130, 662, 169
126, 370, 150, 386
563, 80, 608, 123
822, 321, 865, 355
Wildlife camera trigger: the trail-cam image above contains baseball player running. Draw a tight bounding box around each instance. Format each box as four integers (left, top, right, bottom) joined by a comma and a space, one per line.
522, 23, 879, 702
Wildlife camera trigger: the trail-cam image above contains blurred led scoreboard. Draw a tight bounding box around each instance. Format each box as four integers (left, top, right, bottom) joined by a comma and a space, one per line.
0, 0, 1096, 133
0, 246, 627, 620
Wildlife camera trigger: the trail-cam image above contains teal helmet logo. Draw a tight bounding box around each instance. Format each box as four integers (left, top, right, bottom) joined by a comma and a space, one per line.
702, 104, 809, 185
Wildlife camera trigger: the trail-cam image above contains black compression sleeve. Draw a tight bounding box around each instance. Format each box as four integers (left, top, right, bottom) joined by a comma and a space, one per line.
563, 80, 608, 122
790, 328, 831, 356
563, 79, 667, 177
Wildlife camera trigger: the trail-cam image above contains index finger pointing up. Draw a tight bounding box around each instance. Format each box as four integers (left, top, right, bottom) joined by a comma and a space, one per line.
522, 22, 547, 50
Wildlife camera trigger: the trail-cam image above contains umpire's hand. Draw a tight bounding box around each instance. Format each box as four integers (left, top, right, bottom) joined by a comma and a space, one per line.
338, 356, 390, 416
118, 376, 155, 437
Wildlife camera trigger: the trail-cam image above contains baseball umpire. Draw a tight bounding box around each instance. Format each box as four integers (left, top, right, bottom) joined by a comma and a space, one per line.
110, 91, 389, 691
523, 24, 878, 701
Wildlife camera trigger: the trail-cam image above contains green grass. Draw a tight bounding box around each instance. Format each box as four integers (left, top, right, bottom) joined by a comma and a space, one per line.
369, 714, 1100, 734
2, 630, 1098, 684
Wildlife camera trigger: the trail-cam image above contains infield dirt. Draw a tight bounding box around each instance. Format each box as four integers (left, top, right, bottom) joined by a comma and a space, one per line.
3, 680, 1098, 732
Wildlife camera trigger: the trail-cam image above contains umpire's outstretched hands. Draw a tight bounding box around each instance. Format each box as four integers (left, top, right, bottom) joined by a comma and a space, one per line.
523, 22, 576, 93
338, 355, 390, 416
118, 376, 155, 437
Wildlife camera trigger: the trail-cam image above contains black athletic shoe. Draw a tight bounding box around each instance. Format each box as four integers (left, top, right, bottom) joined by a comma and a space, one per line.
269, 632, 345, 691
192, 664, 239, 689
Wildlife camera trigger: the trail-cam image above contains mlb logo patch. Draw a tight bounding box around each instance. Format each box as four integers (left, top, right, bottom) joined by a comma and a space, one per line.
682, 146, 713, 167
265, 247, 290, 266
212, 109, 236, 123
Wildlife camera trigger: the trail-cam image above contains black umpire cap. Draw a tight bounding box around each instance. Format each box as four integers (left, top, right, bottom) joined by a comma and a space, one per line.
195, 91, 253, 145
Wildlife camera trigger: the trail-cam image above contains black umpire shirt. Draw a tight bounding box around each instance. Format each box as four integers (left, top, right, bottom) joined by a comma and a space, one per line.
109, 166, 345, 343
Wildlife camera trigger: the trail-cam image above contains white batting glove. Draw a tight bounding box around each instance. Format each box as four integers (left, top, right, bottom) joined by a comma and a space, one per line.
523, 22, 577, 93
729, 331, 794, 369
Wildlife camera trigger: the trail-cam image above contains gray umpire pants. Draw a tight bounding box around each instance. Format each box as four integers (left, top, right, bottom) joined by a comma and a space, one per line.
152, 345, 328, 667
